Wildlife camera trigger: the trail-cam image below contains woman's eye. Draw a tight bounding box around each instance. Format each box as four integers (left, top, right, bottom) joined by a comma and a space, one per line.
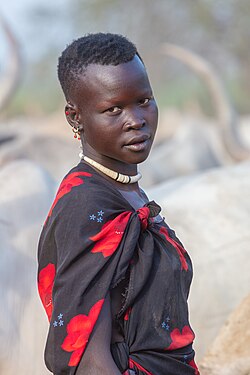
139, 98, 151, 105
106, 106, 121, 114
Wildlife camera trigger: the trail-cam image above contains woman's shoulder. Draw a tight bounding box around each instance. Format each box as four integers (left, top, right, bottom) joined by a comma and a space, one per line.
49, 162, 132, 221
65, 162, 131, 202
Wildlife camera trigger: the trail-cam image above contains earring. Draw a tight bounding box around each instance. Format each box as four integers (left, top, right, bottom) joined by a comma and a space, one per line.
72, 126, 81, 140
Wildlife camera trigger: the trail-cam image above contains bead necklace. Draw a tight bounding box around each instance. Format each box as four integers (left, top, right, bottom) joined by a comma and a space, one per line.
82, 155, 142, 184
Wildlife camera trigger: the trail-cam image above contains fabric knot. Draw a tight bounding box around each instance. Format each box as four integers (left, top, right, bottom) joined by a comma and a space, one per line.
111, 341, 130, 373
137, 201, 161, 231
146, 200, 161, 217
137, 206, 150, 230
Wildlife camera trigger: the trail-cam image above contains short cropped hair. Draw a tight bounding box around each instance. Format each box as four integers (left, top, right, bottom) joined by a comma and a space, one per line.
58, 33, 141, 100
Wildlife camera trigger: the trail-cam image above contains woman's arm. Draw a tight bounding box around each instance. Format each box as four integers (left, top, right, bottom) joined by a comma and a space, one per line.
76, 293, 122, 375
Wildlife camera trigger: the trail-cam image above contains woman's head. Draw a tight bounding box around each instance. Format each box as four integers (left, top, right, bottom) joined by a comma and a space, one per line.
57, 33, 158, 173
58, 33, 141, 101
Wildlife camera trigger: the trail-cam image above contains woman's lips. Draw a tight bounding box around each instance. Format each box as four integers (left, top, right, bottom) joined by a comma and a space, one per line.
124, 138, 150, 151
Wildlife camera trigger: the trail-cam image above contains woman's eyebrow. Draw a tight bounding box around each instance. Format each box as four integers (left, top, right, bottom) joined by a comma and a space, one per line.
99, 89, 153, 104
98, 98, 123, 106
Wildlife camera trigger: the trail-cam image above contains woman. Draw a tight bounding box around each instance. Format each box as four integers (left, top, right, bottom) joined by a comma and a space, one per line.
38, 33, 199, 375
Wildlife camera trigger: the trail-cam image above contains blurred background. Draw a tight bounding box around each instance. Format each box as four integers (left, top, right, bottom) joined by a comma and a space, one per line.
1, 0, 250, 116
0, 1, 250, 374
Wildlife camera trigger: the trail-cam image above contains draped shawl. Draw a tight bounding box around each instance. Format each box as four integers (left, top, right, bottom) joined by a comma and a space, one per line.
38, 162, 199, 375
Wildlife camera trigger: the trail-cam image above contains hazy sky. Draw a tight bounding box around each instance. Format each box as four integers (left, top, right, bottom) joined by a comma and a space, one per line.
1, 0, 72, 63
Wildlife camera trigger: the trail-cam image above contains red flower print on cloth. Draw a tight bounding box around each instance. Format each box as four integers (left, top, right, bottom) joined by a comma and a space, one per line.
38, 263, 56, 321
159, 226, 188, 271
90, 211, 132, 258
61, 299, 104, 367
166, 325, 195, 351
47, 171, 92, 220
188, 359, 200, 375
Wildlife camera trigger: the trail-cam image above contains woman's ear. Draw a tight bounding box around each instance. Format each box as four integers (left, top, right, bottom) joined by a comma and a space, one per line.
64, 102, 81, 128
65, 102, 84, 140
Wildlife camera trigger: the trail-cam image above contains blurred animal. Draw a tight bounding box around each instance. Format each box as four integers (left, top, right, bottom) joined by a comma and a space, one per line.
0, 160, 53, 375
148, 160, 250, 361
140, 44, 250, 187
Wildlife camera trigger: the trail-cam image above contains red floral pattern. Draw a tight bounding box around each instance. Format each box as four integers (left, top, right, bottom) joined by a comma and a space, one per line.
38, 263, 56, 321
47, 171, 92, 220
90, 211, 132, 258
61, 299, 104, 367
159, 227, 188, 271
166, 325, 195, 351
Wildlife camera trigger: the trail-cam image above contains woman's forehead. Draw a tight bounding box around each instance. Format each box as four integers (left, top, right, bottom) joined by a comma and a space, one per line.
81, 56, 149, 90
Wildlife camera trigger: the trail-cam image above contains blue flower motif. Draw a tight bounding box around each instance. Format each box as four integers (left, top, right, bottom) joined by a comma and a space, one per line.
161, 322, 170, 330
58, 313, 63, 320
98, 210, 104, 216
89, 214, 96, 221
97, 217, 103, 223
59, 320, 64, 326
53, 321, 58, 327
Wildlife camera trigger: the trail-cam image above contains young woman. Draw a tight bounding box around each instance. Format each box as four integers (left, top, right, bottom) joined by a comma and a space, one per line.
38, 33, 199, 375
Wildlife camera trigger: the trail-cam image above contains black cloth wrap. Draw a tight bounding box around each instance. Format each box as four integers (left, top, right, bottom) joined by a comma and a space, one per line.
38, 162, 198, 375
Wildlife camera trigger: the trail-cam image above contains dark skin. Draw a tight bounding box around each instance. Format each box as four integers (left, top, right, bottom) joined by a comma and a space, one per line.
65, 55, 158, 374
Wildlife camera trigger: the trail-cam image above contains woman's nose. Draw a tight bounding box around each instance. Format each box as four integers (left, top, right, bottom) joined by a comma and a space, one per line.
123, 110, 145, 130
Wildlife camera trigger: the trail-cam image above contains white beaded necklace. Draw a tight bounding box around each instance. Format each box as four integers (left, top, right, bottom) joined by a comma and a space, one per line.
82, 155, 142, 184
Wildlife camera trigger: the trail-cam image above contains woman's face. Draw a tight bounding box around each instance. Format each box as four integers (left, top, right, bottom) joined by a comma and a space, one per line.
73, 55, 158, 174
